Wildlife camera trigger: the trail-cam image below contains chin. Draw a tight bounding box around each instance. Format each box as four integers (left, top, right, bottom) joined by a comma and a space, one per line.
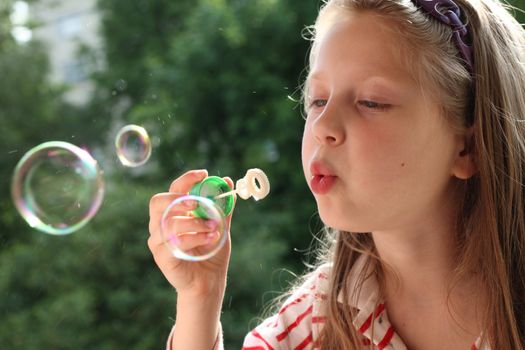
318, 211, 370, 233
318, 213, 352, 232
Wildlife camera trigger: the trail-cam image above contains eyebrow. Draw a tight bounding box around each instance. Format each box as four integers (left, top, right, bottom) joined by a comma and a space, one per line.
307, 72, 409, 102
309, 71, 400, 89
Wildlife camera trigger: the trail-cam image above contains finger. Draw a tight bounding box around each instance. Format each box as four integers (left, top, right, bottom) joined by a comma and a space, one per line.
147, 235, 176, 268
166, 231, 221, 252
148, 229, 222, 261
149, 194, 198, 234
149, 193, 198, 216
163, 216, 219, 235
221, 177, 236, 206
148, 234, 164, 253
222, 176, 237, 218
169, 169, 208, 193
223, 176, 234, 190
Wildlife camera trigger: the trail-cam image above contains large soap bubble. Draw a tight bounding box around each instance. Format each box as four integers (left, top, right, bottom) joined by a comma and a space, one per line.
160, 195, 228, 261
115, 124, 152, 167
11, 141, 105, 235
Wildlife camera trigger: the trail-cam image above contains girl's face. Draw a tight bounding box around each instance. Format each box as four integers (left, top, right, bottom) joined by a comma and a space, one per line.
302, 12, 465, 233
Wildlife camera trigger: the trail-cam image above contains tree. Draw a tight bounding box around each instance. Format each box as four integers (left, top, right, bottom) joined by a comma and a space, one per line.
92, 0, 319, 347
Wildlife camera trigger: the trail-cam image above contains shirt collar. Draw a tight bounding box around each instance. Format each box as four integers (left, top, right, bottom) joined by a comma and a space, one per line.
336, 254, 380, 310
331, 254, 488, 350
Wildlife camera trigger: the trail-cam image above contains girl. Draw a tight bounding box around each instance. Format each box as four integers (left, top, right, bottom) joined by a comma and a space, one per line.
148, 0, 525, 348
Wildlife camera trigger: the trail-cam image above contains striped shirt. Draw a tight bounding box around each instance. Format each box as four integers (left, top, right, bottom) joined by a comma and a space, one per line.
167, 256, 489, 349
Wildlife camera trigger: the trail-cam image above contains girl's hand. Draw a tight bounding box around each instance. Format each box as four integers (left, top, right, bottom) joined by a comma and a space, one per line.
148, 169, 234, 298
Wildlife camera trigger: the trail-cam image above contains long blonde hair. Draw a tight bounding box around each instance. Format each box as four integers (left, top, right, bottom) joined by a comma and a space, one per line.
298, 0, 525, 348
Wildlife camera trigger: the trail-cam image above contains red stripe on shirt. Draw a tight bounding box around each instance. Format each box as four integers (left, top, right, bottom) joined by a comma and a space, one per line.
377, 325, 395, 350
278, 294, 309, 316
276, 305, 314, 341
358, 303, 385, 334
249, 329, 275, 350
294, 333, 313, 350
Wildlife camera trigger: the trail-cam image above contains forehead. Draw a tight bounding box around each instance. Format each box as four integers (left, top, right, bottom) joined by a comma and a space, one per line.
310, 12, 418, 85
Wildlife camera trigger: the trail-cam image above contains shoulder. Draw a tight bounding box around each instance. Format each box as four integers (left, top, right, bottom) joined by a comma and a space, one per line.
242, 264, 331, 350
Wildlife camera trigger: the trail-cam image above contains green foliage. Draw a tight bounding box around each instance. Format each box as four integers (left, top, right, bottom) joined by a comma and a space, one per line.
508, 0, 525, 23
1, 0, 319, 348
91, 0, 319, 346
0, 182, 175, 349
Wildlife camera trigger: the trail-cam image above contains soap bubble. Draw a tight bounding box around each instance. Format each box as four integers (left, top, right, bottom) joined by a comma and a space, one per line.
160, 195, 228, 261
11, 141, 105, 235
115, 124, 152, 167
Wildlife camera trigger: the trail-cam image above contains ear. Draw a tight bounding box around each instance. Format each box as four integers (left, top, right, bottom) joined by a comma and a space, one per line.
452, 129, 477, 180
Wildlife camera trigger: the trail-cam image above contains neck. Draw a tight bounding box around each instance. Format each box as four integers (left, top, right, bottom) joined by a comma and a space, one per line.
373, 225, 457, 304
370, 184, 465, 304
369, 198, 484, 331
365, 186, 485, 346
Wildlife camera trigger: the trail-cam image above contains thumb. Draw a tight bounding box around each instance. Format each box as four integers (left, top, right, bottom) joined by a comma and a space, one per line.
222, 176, 236, 220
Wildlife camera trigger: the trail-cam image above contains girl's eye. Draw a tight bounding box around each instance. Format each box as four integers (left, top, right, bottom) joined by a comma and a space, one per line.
309, 99, 327, 109
358, 100, 390, 110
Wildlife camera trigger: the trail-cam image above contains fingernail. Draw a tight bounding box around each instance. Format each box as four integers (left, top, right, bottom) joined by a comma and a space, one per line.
183, 200, 194, 208
206, 232, 217, 241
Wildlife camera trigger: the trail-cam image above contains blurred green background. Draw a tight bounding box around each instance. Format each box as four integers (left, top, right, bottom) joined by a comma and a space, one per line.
0, 0, 524, 348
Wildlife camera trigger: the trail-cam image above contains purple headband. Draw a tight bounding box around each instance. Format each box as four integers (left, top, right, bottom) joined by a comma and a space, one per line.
412, 0, 474, 74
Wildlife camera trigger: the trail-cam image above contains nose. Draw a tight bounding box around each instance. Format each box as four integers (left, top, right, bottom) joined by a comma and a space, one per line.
311, 101, 345, 146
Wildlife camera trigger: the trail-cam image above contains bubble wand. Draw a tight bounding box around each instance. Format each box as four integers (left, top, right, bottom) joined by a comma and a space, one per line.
214, 168, 270, 201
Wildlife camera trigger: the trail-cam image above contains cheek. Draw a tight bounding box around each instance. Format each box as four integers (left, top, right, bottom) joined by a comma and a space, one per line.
351, 126, 406, 168
353, 128, 455, 202
301, 127, 314, 176
348, 129, 415, 191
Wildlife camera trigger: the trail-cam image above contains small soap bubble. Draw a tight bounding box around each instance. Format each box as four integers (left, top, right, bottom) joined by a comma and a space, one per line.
115, 124, 152, 167
11, 141, 105, 235
160, 195, 228, 261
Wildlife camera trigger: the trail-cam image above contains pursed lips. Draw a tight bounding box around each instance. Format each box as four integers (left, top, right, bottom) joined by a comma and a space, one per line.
309, 160, 337, 194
